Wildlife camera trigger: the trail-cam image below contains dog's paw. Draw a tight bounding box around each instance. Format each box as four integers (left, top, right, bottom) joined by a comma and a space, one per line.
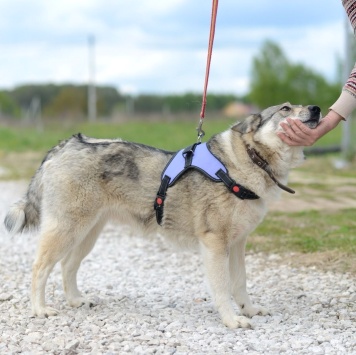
31, 306, 58, 318
68, 296, 96, 308
240, 304, 270, 318
223, 315, 253, 329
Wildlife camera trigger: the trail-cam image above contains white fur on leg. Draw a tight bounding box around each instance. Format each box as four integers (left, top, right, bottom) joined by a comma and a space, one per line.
200, 239, 252, 329
31, 217, 94, 317
31, 259, 58, 317
61, 220, 105, 309
229, 241, 270, 318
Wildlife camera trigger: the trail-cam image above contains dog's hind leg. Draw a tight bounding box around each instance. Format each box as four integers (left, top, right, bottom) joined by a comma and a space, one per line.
229, 239, 270, 318
31, 227, 74, 317
200, 236, 252, 329
61, 219, 106, 308
31, 215, 98, 317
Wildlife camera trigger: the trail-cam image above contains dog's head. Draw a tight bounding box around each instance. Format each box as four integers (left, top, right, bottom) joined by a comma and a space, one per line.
232, 102, 321, 148
230, 103, 322, 169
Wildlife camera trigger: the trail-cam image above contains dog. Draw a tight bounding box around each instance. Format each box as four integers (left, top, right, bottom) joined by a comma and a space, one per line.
4, 103, 321, 328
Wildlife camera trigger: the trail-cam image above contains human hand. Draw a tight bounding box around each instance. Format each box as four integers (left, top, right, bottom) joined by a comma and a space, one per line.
277, 110, 344, 147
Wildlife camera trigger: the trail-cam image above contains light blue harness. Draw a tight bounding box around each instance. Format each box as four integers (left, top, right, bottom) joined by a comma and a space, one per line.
154, 142, 259, 225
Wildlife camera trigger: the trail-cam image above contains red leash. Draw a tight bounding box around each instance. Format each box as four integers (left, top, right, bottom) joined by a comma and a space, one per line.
197, 0, 219, 142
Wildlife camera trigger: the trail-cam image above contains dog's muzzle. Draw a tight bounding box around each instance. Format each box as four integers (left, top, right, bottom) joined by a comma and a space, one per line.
308, 105, 321, 118
304, 105, 321, 128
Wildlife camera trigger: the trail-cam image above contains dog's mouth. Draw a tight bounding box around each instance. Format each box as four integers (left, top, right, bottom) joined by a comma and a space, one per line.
302, 105, 321, 129
302, 117, 320, 129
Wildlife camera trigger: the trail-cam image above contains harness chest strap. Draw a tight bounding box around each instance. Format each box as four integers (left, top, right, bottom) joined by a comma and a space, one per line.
154, 143, 259, 226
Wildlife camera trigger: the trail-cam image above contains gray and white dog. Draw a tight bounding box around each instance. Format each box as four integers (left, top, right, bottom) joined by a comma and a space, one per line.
4, 103, 321, 328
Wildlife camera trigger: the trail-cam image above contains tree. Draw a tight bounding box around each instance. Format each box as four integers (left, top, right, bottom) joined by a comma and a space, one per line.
43, 86, 87, 118
11, 84, 61, 109
0, 91, 20, 117
7, 84, 124, 119
249, 40, 340, 112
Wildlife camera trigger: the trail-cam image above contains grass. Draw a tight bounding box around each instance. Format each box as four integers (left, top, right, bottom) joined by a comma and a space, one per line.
0, 115, 355, 152
248, 208, 356, 273
249, 209, 356, 254
0, 119, 235, 153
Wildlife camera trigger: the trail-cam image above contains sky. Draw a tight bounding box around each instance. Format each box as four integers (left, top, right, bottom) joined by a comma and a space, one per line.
0, 0, 348, 96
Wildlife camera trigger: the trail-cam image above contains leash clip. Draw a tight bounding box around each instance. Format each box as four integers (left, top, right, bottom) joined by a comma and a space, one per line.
196, 118, 205, 143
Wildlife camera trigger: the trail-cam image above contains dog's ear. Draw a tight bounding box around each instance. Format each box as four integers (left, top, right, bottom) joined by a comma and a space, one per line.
231, 114, 262, 134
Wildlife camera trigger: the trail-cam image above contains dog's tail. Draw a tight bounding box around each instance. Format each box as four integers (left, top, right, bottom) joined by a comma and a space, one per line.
4, 172, 43, 236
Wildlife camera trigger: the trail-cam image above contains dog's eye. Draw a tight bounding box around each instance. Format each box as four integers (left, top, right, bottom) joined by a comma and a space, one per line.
281, 106, 291, 112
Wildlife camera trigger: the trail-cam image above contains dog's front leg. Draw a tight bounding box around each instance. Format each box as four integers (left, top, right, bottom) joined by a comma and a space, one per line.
200, 237, 252, 329
229, 239, 269, 318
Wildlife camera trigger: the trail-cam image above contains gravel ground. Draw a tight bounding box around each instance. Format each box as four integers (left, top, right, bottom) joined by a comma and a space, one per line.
0, 181, 355, 354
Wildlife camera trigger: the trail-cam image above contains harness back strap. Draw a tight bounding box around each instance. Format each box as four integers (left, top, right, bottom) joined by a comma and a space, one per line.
154, 142, 259, 225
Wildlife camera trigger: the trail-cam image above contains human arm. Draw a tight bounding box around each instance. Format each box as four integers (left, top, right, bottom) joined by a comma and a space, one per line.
277, 110, 344, 146
278, 63, 356, 146
278, 0, 356, 146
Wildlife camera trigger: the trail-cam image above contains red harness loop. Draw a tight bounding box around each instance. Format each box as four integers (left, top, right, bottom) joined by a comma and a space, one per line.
197, 0, 219, 141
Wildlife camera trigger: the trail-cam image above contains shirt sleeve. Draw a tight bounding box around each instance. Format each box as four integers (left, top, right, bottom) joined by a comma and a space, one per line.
331, 1, 356, 118
342, 0, 356, 32
330, 62, 356, 118
330, 88, 356, 119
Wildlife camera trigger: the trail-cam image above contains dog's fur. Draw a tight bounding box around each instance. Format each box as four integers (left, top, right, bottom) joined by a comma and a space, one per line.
4, 102, 321, 328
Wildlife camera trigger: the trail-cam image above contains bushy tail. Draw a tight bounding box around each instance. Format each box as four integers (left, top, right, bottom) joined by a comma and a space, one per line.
4, 178, 42, 235
4, 199, 28, 235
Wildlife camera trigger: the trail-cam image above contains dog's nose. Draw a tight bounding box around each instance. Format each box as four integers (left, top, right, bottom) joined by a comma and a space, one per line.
308, 105, 321, 115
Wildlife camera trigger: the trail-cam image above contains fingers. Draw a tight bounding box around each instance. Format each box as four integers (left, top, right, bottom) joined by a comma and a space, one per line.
279, 120, 305, 144
277, 131, 300, 146
287, 118, 311, 135
278, 118, 316, 146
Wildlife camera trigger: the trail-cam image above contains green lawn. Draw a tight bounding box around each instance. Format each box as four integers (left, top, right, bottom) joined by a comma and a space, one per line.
0, 119, 234, 153
0, 116, 354, 152
249, 209, 356, 254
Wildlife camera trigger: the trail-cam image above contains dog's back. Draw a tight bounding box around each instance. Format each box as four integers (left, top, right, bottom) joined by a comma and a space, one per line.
4, 133, 172, 236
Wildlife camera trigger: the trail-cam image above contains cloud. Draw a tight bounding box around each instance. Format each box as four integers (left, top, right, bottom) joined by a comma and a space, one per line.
0, 0, 347, 94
